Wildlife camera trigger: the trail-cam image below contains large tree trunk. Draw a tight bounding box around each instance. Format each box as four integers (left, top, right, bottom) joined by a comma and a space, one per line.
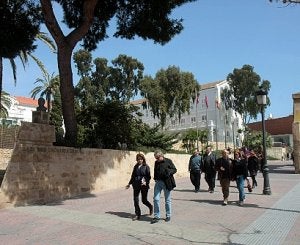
40, 0, 98, 146
57, 46, 77, 145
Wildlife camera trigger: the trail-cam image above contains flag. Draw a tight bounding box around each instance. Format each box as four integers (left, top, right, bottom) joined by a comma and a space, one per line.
215, 98, 220, 109
196, 94, 199, 105
205, 95, 208, 108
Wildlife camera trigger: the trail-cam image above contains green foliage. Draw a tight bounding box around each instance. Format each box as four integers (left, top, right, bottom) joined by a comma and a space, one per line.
243, 129, 272, 152
74, 50, 144, 104
30, 72, 60, 112
49, 91, 64, 146
181, 129, 208, 153
140, 66, 200, 127
0, 91, 11, 118
222, 64, 271, 125
0, 0, 41, 59
135, 124, 179, 152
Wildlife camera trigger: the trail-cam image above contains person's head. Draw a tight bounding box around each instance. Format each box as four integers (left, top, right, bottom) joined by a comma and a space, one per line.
234, 150, 241, 159
136, 153, 146, 164
154, 150, 164, 162
221, 149, 228, 158
193, 149, 199, 155
206, 146, 212, 154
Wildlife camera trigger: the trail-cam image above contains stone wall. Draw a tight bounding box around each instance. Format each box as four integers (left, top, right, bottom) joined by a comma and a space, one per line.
0, 146, 190, 205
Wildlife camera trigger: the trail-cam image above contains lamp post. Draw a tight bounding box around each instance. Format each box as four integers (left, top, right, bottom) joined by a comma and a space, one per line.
256, 89, 271, 195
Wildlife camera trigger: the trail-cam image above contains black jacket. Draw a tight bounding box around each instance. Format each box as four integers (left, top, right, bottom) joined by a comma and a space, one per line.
215, 157, 232, 180
202, 153, 216, 173
128, 163, 151, 189
232, 158, 248, 180
154, 157, 177, 181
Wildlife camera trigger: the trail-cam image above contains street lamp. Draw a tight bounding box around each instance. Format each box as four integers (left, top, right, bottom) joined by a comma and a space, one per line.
256, 89, 271, 195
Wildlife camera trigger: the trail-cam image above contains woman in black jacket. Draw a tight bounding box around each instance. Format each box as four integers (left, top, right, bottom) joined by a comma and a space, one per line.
232, 150, 249, 206
126, 153, 153, 220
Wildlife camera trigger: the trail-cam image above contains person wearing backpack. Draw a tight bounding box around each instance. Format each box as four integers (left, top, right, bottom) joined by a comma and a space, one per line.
188, 149, 202, 192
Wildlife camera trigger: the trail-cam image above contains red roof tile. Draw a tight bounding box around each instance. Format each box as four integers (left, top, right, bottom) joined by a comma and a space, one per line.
15, 96, 38, 107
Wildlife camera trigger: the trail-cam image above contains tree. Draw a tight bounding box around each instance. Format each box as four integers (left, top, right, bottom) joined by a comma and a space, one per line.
0, 91, 11, 118
221, 64, 271, 126
181, 129, 208, 153
140, 66, 200, 128
73, 50, 144, 105
0, 0, 41, 109
243, 129, 272, 153
30, 72, 60, 112
39, 0, 197, 146
269, 0, 300, 4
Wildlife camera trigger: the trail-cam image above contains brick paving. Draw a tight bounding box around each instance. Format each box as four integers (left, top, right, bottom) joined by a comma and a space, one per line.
0, 160, 299, 245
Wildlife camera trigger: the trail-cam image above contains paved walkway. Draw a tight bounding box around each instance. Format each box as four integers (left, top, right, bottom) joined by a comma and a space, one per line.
0, 160, 299, 245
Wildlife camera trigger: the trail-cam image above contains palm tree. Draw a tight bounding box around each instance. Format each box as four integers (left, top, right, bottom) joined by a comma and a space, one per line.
0, 91, 12, 119
30, 71, 60, 112
0, 32, 56, 111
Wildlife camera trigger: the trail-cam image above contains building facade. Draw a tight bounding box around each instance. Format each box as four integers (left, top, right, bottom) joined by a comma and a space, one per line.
1, 96, 38, 125
132, 80, 243, 150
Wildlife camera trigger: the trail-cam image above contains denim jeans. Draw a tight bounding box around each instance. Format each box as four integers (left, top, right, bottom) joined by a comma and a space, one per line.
236, 175, 245, 202
153, 180, 171, 219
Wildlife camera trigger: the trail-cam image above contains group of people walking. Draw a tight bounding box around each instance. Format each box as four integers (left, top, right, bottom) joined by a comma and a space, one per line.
189, 146, 260, 206
126, 150, 177, 224
126, 146, 260, 224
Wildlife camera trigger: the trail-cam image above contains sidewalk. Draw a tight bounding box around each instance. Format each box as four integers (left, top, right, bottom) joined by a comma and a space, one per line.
0, 160, 299, 245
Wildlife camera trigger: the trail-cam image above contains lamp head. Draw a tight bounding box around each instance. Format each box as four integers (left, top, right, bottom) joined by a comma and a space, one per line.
256, 89, 267, 105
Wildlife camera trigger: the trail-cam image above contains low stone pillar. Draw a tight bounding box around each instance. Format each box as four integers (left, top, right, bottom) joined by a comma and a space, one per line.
17, 121, 55, 146
292, 93, 300, 173
32, 111, 49, 124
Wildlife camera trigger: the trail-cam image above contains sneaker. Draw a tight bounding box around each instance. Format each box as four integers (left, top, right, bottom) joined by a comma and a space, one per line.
222, 199, 228, 206
165, 217, 171, 222
132, 215, 140, 221
247, 185, 253, 192
149, 205, 153, 216
151, 218, 159, 224
239, 201, 244, 206
209, 190, 214, 193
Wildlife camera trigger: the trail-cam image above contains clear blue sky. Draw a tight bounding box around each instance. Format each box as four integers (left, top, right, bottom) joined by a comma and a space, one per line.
3, 0, 300, 119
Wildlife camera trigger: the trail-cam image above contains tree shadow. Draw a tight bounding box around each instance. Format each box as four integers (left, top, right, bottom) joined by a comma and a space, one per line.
268, 163, 295, 174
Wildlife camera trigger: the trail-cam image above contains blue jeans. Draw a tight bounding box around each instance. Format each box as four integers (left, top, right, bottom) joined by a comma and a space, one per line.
236, 175, 245, 202
153, 180, 171, 219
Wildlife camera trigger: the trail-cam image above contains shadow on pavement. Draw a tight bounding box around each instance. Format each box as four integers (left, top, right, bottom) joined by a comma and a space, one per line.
105, 211, 153, 222
268, 163, 295, 174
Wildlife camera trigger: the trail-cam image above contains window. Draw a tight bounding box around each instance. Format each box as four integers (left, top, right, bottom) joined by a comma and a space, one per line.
180, 118, 185, 125
201, 115, 207, 121
191, 117, 196, 123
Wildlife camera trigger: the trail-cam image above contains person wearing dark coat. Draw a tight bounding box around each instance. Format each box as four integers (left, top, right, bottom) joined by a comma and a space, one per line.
151, 150, 177, 224
232, 150, 249, 206
215, 149, 232, 206
188, 149, 202, 192
202, 146, 216, 193
247, 149, 259, 188
126, 153, 153, 220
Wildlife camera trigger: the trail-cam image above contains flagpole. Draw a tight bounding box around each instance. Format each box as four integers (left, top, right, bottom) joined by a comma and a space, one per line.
196, 93, 199, 150
215, 98, 219, 151
205, 95, 208, 146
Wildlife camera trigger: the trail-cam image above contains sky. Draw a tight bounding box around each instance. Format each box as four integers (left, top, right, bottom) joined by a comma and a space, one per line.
2, 0, 300, 120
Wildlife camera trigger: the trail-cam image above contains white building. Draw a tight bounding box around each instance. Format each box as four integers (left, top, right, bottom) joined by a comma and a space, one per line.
1, 96, 38, 125
132, 80, 243, 149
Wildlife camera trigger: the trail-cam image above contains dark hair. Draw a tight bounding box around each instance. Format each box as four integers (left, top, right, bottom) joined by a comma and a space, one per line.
136, 153, 146, 163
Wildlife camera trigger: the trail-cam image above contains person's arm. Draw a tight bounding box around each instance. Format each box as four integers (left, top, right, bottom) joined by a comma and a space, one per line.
145, 164, 151, 185
126, 164, 136, 188
166, 158, 177, 176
